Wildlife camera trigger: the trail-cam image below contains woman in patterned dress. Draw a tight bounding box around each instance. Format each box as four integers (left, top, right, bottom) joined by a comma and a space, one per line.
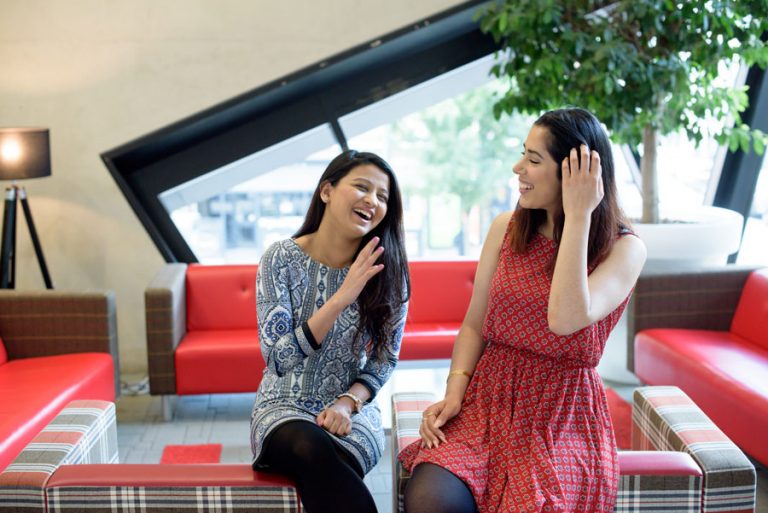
250, 150, 410, 513
400, 108, 647, 513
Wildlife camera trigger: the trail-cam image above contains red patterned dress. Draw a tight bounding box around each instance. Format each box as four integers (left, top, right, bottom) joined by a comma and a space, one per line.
399, 227, 629, 512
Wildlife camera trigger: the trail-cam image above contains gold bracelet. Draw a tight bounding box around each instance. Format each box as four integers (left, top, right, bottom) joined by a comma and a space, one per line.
336, 392, 363, 413
447, 369, 473, 381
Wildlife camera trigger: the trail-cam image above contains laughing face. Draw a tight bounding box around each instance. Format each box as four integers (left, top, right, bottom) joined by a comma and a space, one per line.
320, 164, 390, 239
513, 125, 562, 215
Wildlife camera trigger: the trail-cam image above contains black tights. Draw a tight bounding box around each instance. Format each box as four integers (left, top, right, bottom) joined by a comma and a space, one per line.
260, 420, 377, 513
405, 463, 477, 513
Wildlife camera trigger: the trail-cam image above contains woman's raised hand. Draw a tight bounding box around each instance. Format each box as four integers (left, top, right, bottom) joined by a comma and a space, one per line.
419, 396, 462, 449
335, 236, 385, 307
561, 145, 604, 219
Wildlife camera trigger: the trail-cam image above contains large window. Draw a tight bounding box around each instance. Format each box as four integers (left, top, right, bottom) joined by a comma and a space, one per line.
159, 125, 341, 263
102, 1, 767, 265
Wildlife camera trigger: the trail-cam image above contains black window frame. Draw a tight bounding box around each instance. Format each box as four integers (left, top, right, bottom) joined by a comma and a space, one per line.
101, 0, 495, 262
101, 2, 767, 263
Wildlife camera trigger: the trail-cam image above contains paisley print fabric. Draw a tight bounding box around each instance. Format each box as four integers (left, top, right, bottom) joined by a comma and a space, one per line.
399, 226, 630, 512
251, 239, 407, 474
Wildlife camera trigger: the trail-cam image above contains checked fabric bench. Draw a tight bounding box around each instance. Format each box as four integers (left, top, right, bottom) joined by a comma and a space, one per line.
0, 400, 300, 513
391, 386, 756, 513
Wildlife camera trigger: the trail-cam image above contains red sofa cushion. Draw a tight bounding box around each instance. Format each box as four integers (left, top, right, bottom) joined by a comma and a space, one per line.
730, 268, 768, 351
407, 261, 476, 324
0, 353, 114, 471
0, 336, 6, 366
617, 451, 701, 476
399, 324, 459, 360
635, 328, 768, 465
47, 463, 294, 488
175, 330, 264, 395
186, 264, 257, 331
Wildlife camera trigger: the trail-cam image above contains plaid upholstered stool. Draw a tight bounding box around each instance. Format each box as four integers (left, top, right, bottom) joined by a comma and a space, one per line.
391, 386, 756, 513
0, 400, 301, 513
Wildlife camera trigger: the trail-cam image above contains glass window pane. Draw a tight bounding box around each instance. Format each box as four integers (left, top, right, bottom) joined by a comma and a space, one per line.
341, 57, 538, 260
160, 124, 341, 263
654, 59, 745, 211
737, 155, 768, 265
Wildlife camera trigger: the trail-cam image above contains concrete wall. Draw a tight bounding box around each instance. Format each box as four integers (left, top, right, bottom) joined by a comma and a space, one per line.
0, 0, 463, 376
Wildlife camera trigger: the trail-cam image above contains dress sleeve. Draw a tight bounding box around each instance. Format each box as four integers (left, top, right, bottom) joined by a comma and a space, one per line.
257, 242, 319, 377
354, 298, 408, 400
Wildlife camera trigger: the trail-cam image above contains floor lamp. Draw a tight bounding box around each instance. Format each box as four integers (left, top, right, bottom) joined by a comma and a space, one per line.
0, 127, 53, 289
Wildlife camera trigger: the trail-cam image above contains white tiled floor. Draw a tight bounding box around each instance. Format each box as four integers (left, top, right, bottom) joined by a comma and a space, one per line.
115, 372, 768, 513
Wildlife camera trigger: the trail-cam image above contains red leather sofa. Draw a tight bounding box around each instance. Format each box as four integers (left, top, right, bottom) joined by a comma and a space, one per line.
0, 291, 118, 472
145, 261, 476, 417
627, 266, 768, 467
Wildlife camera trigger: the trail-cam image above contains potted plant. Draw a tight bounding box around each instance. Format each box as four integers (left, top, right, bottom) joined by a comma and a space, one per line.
476, 1, 768, 382
476, 0, 768, 266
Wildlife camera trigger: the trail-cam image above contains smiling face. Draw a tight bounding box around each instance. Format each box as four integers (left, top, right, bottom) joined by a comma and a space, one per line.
513, 125, 562, 216
320, 164, 390, 239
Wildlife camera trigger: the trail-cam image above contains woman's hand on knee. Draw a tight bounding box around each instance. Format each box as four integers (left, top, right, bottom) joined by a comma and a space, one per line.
419, 398, 461, 449
316, 403, 353, 436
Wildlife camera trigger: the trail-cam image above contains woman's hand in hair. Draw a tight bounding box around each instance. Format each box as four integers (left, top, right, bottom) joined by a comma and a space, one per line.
335, 237, 385, 307
316, 401, 353, 436
561, 145, 604, 219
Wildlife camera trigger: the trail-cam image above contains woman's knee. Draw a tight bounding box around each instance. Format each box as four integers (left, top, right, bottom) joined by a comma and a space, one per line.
267, 421, 336, 468
404, 463, 477, 513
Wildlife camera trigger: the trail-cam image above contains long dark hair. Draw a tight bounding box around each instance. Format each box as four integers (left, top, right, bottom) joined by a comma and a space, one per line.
294, 150, 410, 360
509, 108, 629, 273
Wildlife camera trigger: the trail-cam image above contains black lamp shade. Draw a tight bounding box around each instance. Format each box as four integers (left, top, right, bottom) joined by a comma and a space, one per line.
0, 128, 51, 181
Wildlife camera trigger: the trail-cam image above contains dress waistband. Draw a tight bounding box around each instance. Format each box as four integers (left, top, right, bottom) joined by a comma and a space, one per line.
484, 340, 597, 370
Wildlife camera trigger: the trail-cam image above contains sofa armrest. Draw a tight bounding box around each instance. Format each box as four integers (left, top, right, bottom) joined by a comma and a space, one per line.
632, 386, 755, 512
626, 266, 757, 372
391, 392, 436, 513
0, 290, 119, 393
0, 400, 117, 513
145, 263, 188, 395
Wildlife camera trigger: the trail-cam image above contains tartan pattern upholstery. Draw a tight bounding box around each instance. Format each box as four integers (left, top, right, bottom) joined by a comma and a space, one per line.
0, 400, 117, 513
625, 267, 755, 372
391, 387, 755, 513
616, 473, 701, 513
390, 392, 436, 513
633, 386, 756, 513
145, 263, 188, 395
46, 486, 300, 513
0, 290, 120, 392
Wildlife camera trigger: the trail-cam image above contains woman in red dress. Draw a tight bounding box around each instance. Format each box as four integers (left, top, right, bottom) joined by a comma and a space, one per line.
399, 108, 647, 513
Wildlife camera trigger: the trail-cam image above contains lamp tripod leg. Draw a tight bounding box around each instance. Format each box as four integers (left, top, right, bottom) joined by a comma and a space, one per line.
0, 187, 17, 289
18, 187, 53, 289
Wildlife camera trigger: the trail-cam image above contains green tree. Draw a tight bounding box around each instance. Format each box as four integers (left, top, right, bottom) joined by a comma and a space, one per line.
478, 0, 768, 223
394, 82, 530, 254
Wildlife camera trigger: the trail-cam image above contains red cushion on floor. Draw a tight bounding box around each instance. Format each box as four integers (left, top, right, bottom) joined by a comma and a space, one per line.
635, 328, 768, 465
175, 330, 264, 395
400, 324, 459, 360
0, 353, 114, 471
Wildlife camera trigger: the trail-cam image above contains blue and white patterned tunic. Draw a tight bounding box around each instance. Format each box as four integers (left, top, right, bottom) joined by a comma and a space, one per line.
250, 238, 407, 474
